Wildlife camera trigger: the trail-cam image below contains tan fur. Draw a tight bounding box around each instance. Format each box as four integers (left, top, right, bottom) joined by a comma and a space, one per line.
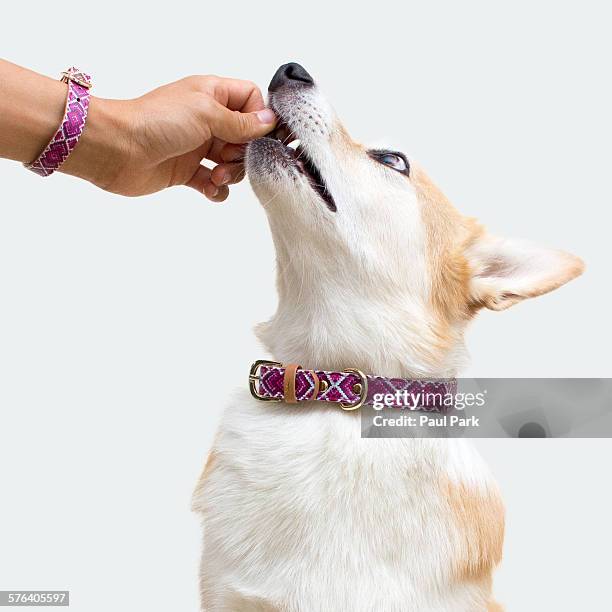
413, 167, 484, 346
410, 168, 507, 606
443, 479, 505, 583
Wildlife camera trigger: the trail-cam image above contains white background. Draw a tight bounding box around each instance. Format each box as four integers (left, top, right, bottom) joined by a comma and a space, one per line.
1, 1, 611, 610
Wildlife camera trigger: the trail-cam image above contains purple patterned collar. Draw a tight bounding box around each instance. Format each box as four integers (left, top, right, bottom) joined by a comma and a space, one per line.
249, 360, 457, 412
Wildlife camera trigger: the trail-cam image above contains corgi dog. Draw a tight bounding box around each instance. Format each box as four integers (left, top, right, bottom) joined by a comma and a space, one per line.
192, 63, 583, 612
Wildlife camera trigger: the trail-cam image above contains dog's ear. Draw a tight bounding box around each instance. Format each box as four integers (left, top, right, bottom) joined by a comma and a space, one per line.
466, 234, 584, 311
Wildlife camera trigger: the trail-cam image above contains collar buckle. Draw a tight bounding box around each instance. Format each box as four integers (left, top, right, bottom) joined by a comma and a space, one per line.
249, 359, 283, 402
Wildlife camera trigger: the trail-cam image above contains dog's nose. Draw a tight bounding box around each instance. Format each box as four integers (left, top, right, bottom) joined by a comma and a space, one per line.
268, 63, 314, 92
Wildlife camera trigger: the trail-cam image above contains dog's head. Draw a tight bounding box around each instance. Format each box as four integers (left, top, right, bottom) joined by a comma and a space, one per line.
246, 63, 584, 375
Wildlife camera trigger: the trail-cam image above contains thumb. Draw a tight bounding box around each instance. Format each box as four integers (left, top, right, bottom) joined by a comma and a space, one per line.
207, 102, 277, 144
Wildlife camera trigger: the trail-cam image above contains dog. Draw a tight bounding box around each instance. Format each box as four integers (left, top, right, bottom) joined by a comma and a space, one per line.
192, 63, 583, 611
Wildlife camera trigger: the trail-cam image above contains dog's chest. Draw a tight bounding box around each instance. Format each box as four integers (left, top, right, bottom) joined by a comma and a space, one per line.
194, 392, 504, 611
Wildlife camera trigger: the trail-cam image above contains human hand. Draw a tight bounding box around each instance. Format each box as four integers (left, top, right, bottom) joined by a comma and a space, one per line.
62, 75, 276, 201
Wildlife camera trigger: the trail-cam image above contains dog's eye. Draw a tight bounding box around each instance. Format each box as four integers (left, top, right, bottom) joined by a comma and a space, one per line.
379, 153, 406, 170
368, 150, 410, 175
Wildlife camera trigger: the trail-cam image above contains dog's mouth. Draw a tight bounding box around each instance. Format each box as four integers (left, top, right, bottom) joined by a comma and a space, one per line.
265, 120, 337, 212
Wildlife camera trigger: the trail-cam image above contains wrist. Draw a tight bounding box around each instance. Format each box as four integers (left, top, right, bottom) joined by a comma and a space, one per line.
60, 96, 132, 191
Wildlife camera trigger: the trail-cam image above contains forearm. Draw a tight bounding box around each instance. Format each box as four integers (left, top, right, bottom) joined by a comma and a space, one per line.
0, 59, 127, 188
0, 60, 67, 163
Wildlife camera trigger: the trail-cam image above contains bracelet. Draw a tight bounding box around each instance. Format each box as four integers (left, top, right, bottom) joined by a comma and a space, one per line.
24, 67, 93, 177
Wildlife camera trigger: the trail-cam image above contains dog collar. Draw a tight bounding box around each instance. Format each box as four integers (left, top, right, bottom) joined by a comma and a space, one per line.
249, 360, 456, 411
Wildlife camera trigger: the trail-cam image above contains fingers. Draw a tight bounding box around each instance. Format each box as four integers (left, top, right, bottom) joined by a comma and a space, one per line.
186, 164, 211, 192
202, 141, 246, 165
210, 162, 245, 187
205, 100, 276, 144
207, 76, 267, 114
185, 164, 230, 202
220, 143, 246, 163
205, 183, 229, 202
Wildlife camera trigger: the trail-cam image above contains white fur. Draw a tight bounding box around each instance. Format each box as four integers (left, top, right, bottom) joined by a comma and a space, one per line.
247, 85, 459, 378
192, 74, 581, 611
195, 396, 495, 611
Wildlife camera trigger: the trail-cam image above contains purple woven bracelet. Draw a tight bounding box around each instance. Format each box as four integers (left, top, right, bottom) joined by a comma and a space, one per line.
25, 67, 93, 177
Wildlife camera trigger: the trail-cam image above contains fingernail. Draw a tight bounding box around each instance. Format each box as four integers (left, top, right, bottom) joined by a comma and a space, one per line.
220, 172, 231, 185
207, 186, 219, 198
256, 108, 276, 124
